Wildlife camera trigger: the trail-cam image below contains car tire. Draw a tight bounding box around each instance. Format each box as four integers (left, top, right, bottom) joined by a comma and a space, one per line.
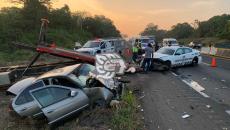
94, 99, 108, 108
192, 57, 198, 66
165, 61, 171, 70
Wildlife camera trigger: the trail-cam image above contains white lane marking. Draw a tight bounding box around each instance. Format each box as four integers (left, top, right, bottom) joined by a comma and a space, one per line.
226, 110, 230, 116
170, 71, 210, 98
181, 79, 209, 98
202, 62, 210, 66
171, 72, 178, 77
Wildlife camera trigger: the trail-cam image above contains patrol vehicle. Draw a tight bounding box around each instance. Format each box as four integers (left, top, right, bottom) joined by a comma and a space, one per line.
162, 38, 179, 46
132, 36, 156, 50
76, 38, 125, 56
153, 46, 202, 68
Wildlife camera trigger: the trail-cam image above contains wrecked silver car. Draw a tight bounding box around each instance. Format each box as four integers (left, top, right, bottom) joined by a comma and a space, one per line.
7, 63, 125, 124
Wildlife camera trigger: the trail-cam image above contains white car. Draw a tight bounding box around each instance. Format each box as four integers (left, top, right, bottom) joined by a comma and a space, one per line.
162, 38, 179, 46
154, 46, 202, 68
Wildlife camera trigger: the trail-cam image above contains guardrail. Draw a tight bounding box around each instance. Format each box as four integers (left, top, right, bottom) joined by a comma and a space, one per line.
201, 47, 230, 59
0, 61, 77, 87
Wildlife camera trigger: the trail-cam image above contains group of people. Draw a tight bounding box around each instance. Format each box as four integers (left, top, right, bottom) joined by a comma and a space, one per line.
132, 39, 159, 72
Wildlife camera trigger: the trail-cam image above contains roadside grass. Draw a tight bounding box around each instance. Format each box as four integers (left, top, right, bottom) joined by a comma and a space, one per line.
110, 90, 142, 130
1, 89, 143, 130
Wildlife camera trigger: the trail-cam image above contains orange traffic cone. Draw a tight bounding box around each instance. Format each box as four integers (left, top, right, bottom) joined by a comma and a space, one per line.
211, 57, 217, 67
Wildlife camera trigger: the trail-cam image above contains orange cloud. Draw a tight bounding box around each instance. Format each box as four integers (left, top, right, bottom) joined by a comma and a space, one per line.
1, 0, 230, 36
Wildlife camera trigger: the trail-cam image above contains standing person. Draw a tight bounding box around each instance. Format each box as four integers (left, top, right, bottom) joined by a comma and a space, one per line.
142, 43, 154, 72
132, 40, 139, 63
155, 41, 159, 52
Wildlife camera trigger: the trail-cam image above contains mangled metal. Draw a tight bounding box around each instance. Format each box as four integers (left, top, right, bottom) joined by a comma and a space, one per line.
7, 63, 127, 124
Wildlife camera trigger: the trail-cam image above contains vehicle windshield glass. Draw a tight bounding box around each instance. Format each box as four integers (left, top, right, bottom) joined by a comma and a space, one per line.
70, 64, 95, 87
140, 39, 149, 43
163, 40, 177, 45
170, 41, 177, 44
157, 48, 175, 55
83, 41, 100, 48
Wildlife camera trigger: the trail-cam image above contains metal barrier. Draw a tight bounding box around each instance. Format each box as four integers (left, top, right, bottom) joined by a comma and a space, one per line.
201, 47, 230, 58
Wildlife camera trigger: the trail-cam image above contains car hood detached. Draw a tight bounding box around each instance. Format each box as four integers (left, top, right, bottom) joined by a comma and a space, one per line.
7, 77, 36, 95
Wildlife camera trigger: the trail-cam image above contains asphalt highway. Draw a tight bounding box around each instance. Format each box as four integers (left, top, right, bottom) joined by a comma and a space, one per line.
130, 54, 230, 130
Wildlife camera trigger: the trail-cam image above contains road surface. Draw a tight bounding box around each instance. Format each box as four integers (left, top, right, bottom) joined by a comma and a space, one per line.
130, 55, 230, 130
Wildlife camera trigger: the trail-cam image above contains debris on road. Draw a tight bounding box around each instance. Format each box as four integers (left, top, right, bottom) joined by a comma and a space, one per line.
190, 105, 195, 110
221, 79, 226, 82
206, 105, 211, 109
182, 114, 191, 119
139, 95, 145, 99
202, 77, 207, 80
126, 67, 136, 73
141, 109, 144, 112
226, 110, 230, 116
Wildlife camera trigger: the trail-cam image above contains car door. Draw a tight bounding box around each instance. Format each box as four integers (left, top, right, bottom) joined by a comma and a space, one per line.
30, 86, 89, 124
183, 48, 193, 65
12, 80, 45, 117
173, 48, 185, 66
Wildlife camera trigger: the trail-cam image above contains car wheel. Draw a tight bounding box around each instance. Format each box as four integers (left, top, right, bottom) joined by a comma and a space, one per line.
94, 99, 108, 108
165, 61, 171, 70
192, 57, 198, 66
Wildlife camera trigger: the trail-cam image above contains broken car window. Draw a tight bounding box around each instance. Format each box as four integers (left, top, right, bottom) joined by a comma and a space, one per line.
15, 81, 45, 105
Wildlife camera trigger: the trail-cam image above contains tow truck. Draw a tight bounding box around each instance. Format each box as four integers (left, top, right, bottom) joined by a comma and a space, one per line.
0, 19, 95, 87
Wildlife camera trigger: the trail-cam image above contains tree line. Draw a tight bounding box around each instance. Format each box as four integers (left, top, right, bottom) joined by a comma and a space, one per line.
140, 14, 230, 42
0, 0, 121, 50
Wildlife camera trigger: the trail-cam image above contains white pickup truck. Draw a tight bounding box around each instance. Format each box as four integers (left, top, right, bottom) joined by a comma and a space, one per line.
76, 38, 125, 56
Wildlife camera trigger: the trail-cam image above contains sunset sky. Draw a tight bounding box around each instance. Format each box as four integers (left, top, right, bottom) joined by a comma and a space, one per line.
1, 0, 230, 36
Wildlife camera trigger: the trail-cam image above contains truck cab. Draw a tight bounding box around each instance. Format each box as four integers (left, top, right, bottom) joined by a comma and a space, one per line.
132, 36, 156, 50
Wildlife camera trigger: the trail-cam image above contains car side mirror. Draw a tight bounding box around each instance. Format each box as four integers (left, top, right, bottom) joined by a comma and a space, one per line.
70, 91, 78, 97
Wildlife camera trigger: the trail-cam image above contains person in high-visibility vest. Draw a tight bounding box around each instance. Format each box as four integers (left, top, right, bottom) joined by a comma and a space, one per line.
132, 40, 139, 63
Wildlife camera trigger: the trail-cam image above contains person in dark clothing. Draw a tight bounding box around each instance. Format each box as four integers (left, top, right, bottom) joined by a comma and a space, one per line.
142, 43, 154, 72
155, 41, 159, 51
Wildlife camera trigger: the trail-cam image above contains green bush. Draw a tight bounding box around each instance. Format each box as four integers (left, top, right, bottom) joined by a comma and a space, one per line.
111, 91, 140, 130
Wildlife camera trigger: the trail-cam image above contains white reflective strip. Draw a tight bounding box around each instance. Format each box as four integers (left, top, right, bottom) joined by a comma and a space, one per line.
171, 72, 178, 76
181, 79, 209, 98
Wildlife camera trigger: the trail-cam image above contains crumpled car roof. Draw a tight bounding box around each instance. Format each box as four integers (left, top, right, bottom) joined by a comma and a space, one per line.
7, 64, 81, 95
36, 64, 81, 80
